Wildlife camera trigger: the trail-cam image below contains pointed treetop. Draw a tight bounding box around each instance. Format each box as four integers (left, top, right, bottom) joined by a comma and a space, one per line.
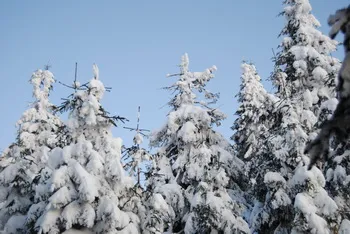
44, 61, 51, 71
93, 63, 99, 80
31, 69, 55, 107
237, 62, 276, 108
134, 106, 144, 145
272, 0, 340, 96
180, 53, 189, 75
89, 64, 105, 100
241, 62, 261, 82
280, 0, 335, 53
123, 106, 150, 145
283, 0, 319, 28
166, 53, 217, 108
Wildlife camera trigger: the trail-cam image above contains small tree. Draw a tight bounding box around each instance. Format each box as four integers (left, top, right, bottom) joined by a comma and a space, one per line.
123, 106, 152, 187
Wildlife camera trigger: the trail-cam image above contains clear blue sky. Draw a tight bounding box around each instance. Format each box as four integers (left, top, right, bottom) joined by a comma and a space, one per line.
0, 0, 348, 150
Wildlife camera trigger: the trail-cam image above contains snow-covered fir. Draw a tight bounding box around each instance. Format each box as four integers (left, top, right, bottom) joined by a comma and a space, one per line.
25, 65, 143, 234
232, 62, 277, 161
231, 62, 288, 232
123, 131, 151, 187
143, 54, 249, 234
231, 62, 278, 189
243, 0, 341, 233
123, 107, 152, 188
0, 69, 62, 233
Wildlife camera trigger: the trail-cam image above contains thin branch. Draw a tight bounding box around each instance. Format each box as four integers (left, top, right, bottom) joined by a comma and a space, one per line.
139, 128, 151, 132
74, 62, 78, 85
166, 73, 183, 77
58, 81, 75, 89
44, 60, 51, 70
123, 126, 137, 131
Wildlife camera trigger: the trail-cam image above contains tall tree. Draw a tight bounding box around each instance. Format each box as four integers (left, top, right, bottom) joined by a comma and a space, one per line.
231, 62, 278, 181
231, 62, 283, 232
143, 54, 249, 234
27, 65, 142, 234
0, 69, 62, 233
248, 0, 341, 232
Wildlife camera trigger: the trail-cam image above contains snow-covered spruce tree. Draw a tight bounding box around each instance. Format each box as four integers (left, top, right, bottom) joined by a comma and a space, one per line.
231, 62, 278, 188
0, 69, 62, 233
123, 107, 152, 188
271, 0, 340, 167
231, 62, 284, 233
249, 0, 341, 233
143, 54, 249, 234
27, 64, 143, 234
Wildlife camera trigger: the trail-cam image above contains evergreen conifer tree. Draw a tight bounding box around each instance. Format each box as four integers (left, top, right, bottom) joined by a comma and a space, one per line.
247, 0, 341, 232
27, 65, 142, 234
143, 54, 249, 234
0, 69, 62, 233
231, 62, 278, 185
231, 62, 283, 233
123, 106, 151, 188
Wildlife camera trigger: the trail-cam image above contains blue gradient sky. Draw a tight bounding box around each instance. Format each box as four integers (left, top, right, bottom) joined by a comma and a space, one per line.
0, 1, 348, 150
